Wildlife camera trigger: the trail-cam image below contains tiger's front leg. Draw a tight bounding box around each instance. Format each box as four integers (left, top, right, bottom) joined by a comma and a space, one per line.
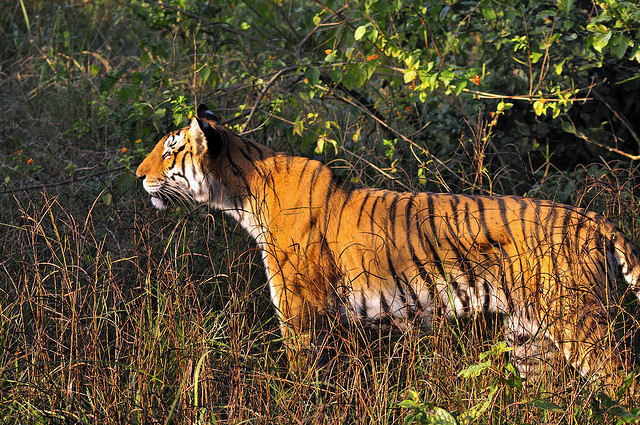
265, 258, 339, 376
274, 290, 338, 376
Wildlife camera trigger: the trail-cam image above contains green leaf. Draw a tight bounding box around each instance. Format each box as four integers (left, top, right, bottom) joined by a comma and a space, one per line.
530, 51, 543, 64
355, 25, 367, 41
368, 28, 379, 42
481, 3, 496, 21
330, 69, 343, 84
439, 69, 455, 86
458, 360, 491, 378
479, 341, 513, 359
399, 400, 418, 409
100, 73, 120, 93
343, 63, 367, 89
432, 407, 458, 425
592, 31, 612, 53
497, 101, 513, 111
293, 117, 304, 136
557, 0, 574, 15
152, 108, 166, 121
455, 79, 467, 95
306, 67, 320, 86
404, 69, 417, 84
527, 399, 566, 413
562, 120, 575, 135
533, 100, 546, 116
611, 34, 630, 59
199, 66, 211, 84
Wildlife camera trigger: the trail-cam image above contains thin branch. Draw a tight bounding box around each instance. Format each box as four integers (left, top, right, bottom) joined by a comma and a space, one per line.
340, 147, 411, 191
462, 87, 594, 102
297, 3, 350, 55
241, 66, 297, 133
574, 130, 640, 161
141, 0, 293, 57
322, 82, 469, 191
0, 166, 128, 195
592, 89, 640, 151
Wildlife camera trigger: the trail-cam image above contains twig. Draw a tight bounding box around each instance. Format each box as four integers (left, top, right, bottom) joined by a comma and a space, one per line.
141, 0, 294, 57
241, 67, 297, 134
341, 147, 411, 191
573, 130, 640, 161
0, 166, 128, 195
592, 89, 640, 151
297, 3, 350, 55
565, 119, 640, 161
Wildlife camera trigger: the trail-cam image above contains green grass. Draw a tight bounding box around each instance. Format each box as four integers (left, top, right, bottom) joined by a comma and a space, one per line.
2, 1, 640, 424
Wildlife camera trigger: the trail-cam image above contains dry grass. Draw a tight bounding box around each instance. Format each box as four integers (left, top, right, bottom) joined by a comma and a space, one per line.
2, 187, 638, 423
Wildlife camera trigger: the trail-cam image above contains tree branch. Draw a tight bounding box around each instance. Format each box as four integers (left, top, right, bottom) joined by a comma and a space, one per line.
141, 0, 294, 58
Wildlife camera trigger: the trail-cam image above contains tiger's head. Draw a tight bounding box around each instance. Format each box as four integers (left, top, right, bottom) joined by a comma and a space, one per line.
136, 104, 235, 210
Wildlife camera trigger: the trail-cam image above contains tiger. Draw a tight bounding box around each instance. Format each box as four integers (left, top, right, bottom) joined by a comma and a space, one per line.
136, 104, 640, 386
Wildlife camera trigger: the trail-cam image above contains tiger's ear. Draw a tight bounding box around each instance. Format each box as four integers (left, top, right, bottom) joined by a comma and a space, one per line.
197, 104, 219, 122
189, 115, 223, 157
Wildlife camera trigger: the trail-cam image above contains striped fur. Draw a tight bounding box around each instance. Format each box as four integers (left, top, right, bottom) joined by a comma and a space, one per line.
137, 105, 640, 384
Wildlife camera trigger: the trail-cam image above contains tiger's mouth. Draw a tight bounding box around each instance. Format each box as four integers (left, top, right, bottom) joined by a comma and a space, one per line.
146, 185, 195, 210
150, 194, 168, 210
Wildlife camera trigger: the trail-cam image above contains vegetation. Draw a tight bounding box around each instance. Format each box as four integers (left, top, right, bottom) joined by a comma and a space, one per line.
1, 0, 640, 423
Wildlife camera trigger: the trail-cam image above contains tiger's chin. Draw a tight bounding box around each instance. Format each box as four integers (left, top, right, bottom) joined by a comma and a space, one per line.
150, 195, 167, 210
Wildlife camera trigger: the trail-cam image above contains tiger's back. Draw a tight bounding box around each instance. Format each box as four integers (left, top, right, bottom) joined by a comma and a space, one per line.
137, 105, 640, 386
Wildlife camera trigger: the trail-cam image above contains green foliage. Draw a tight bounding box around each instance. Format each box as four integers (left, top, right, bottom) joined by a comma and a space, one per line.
400, 391, 459, 425
403, 344, 640, 425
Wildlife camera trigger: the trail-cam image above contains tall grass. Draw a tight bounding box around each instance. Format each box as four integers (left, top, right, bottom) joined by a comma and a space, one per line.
2, 194, 637, 423
2, 1, 640, 424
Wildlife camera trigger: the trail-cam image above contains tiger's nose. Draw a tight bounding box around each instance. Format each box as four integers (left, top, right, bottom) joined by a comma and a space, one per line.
136, 164, 146, 181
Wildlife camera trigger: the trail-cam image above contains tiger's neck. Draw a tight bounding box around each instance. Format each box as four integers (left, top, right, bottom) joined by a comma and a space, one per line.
211, 147, 352, 250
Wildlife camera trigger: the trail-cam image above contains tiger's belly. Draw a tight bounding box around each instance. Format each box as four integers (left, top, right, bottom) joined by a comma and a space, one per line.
337, 273, 509, 330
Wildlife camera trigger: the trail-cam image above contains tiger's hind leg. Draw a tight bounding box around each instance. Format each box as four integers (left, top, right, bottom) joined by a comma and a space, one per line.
504, 310, 557, 378
543, 306, 633, 387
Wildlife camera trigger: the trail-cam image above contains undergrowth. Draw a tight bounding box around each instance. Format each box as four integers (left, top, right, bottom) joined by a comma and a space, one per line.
2, 1, 640, 424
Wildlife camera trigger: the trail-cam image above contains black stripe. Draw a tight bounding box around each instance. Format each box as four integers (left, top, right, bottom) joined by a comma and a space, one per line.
369, 195, 382, 236
335, 186, 356, 236
440, 233, 470, 312
449, 194, 461, 232
323, 178, 336, 234
386, 245, 407, 306
357, 191, 372, 227
423, 194, 448, 279
440, 206, 476, 292
300, 158, 313, 179
168, 144, 186, 169
476, 198, 500, 247
359, 291, 368, 319
482, 280, 491, 313
389, 193, 400, 246
243, 139, 265, 160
